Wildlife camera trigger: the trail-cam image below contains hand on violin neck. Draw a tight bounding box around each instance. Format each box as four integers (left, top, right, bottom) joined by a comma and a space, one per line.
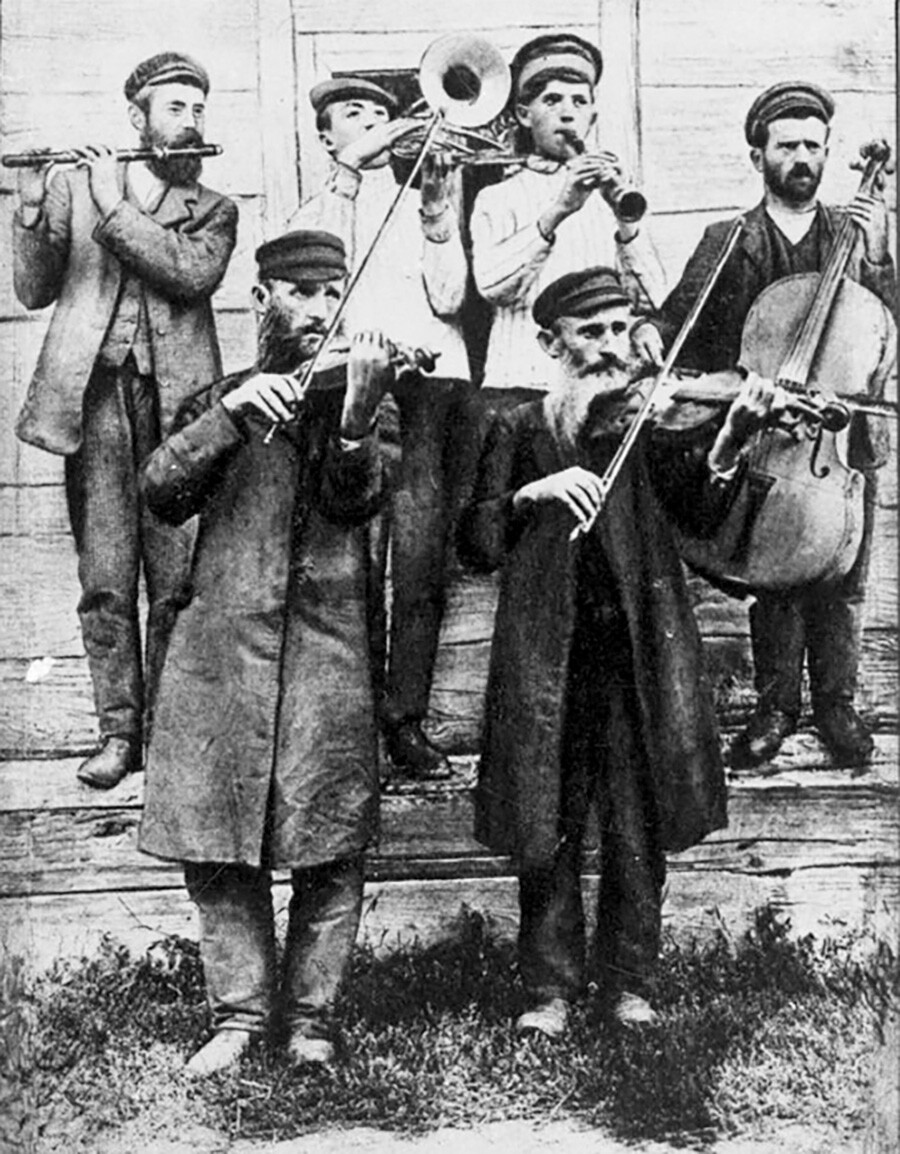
846, 190, 890, 264
340, 330, 392, 440
708, 372, 787, 473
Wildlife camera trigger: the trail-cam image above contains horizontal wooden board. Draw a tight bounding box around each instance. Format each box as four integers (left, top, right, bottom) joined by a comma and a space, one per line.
2, 737, 896, 815
641, 88, 896, 215
0, 485, 70, 538
1, 0, 260, 96
0, 761, 896, 898
2, 624, 894, 757
291, 0, 598, 35
3, 863, 897, 973
639, 0, 894, 92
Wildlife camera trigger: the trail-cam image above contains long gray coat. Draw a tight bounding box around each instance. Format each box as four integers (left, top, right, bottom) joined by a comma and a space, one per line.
139, 373, 383, 868
458, 399, 731, 867
13, 166, 237, 455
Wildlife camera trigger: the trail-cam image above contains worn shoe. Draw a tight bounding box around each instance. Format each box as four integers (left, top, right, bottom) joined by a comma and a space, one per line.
184, 1029, 251, 1078
814, 702, 874, 766
728, 708, 796, 768
515, 997, 570, 1039
610, 991, 659, 1028
384, 721, 451, 780
76, 736, 141, 789
286, 1032, 335, 1068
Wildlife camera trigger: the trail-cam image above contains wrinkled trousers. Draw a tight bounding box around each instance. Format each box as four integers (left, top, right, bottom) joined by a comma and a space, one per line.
518, 612, 666, 1004
749, 472, 877, 718
184, 856, 364, 1036
368, 376, 479, 726
64, 357, 194, 742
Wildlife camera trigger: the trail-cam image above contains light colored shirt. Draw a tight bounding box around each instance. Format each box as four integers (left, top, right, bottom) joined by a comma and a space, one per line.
289, 162, 470, 382
471, 163, 667, 389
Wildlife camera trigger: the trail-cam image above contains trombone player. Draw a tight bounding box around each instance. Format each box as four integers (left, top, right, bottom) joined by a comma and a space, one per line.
470, 33, 667, 392
12, 52, 238, 789
290, 74, 473, 779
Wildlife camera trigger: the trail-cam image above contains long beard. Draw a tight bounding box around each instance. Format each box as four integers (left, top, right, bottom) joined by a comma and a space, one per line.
546, 356, 633, 453
255, 303, 327, 373
141, 125, 204, 186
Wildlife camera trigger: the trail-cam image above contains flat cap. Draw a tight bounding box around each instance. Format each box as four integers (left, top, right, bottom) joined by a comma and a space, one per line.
255, 230, 348, 283
512, 33, 603, 98
745, 81, 835, 145
124, 52, 210, 103
309, 76, 398, 115
532, 266, 630, 330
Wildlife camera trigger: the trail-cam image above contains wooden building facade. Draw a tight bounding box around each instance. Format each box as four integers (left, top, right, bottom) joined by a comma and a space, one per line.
0, 0, 896, 968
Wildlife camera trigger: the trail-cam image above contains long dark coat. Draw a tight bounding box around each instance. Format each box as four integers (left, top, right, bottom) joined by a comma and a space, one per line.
458, 398, 732, 867
138, 373, 383, 869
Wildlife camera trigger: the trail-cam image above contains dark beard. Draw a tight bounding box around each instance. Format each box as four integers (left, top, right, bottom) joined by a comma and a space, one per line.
255, 303, 326, 373
141, 125, 204, 186
764, 158, 822, 205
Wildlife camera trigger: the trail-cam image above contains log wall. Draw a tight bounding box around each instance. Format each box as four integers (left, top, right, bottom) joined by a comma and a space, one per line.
0, 0, 896, 969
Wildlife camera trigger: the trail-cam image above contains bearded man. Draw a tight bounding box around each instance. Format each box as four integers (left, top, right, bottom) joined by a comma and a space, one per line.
458, 267, 784, 1036
638, 82, 896, 768
470, 33, 666, 393
13, 52, 238, 788
140, 230, 389, 1076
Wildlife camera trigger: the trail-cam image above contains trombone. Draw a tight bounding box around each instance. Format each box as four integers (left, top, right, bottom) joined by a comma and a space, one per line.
263, 32, 513, 443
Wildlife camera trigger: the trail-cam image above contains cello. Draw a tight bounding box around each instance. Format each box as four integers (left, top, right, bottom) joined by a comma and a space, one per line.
676, 140, 896, 594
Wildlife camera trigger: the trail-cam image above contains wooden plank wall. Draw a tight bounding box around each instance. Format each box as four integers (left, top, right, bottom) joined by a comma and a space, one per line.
0, 0, 896, 968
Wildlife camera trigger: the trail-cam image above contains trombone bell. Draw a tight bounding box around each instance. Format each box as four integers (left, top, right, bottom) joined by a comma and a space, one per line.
418, 34, 511, 128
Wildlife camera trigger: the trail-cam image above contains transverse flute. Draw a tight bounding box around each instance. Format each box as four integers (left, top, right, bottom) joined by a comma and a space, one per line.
2, 144, 223, 168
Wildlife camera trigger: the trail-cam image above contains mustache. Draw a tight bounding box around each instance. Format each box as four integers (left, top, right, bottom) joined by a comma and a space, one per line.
789, 163, 814, 178
581, 351, 632, 375
256, 309, 327, 372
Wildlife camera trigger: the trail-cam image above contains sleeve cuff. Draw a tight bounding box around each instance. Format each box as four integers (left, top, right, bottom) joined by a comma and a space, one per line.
327, 160, 363, 200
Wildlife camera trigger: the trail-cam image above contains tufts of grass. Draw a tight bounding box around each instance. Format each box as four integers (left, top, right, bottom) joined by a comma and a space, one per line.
17, 905, 899, 1149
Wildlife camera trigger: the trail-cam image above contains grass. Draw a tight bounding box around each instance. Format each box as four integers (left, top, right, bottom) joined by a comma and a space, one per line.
5, 905, 897, 1150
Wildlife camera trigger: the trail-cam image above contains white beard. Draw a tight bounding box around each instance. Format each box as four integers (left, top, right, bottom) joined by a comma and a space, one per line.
544, 363, 630, 454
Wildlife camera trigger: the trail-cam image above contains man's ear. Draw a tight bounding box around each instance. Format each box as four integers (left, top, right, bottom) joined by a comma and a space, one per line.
750, 147, 764, 175
319, 128, 336, 154
537, 327, 562, 359
251, 282, 271, 314
515, 102, 532, 128
127, 102, 147, 135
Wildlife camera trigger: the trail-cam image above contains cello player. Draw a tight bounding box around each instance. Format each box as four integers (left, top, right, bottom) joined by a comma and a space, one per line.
638, 81, 896, 768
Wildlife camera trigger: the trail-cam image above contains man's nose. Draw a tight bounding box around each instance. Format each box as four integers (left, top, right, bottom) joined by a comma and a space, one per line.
304, 290, 328, 320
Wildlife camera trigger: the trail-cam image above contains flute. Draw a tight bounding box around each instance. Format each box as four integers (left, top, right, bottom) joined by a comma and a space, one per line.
2, 144, 222, 168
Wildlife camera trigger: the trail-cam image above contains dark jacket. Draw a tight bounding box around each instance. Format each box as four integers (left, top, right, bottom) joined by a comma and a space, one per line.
138, 373, 383, 868
653, 201, 896, 370
14, 166, 238, 454
458, 398, 731, 866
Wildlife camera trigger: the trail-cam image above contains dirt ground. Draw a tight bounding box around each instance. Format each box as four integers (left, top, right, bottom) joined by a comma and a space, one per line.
87, 1119, 864, 1154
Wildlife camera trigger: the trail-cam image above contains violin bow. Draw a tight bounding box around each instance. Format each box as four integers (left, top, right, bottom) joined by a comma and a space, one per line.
571, 214, 746, 541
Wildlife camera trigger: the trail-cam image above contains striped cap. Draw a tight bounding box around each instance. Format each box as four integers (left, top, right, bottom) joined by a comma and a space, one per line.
124, 52, 210, 103
745, 81, 834, 145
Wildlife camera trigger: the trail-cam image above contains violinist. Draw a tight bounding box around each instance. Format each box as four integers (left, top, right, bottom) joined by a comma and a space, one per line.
470, 33, 666, 393
289, 76, 472, 780
639, 82, 896, 768
139, 230, 390, 1076
458, 267, 785, 1037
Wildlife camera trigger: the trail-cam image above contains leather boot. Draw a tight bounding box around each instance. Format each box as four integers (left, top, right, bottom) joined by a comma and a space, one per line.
515, 997, 570, 1039
184, 1029, 251, 1078
384, 721, 451, 779
813, 702, 874, 765
76, 735, 141, 789
729, 708, 796, 768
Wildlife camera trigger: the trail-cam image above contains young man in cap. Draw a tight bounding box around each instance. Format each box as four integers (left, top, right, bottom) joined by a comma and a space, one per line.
13, 51, 238, 788
640, 81, 896, 768
458, 266, 784, 1035
470, 33, 666, 393
140, 229, 390, 1076
290, 75, 473, 779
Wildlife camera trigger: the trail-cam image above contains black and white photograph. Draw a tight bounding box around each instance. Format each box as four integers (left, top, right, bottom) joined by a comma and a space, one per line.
0, 1, 896, 1151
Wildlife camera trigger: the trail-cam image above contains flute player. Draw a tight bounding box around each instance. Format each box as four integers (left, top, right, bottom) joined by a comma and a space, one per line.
12, 52, 238, 788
